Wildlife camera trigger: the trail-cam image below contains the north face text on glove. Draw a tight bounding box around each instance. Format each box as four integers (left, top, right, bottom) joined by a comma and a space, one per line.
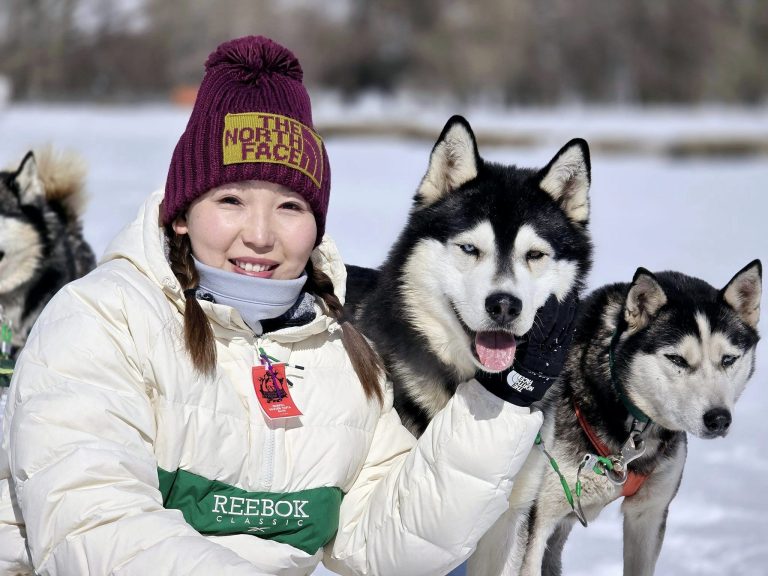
475, 367, 554, 407
508, 370, 535, 394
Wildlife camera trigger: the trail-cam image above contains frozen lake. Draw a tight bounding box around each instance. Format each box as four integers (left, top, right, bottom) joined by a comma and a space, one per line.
1, 104, 767, 575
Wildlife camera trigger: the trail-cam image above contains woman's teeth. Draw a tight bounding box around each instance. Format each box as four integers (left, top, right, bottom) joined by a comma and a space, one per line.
235, 261, 273, 272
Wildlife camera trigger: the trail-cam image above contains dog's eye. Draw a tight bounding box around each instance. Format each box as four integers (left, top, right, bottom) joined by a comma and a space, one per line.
458, 243, 480, 256
526, 250, 546, 261
721, 355, 739, 368
664, 354, 689, 368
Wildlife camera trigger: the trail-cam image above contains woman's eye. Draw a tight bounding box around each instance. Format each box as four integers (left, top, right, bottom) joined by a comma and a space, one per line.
721, 355, 739, 368
280, 201, 304, 211
526, 250, 546, 261
664, 354, 689, 369
219, 196, 241, 205
458, 243, 480, 256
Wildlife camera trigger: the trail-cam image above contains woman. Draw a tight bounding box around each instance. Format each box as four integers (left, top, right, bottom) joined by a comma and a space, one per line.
0, 36, 573, 575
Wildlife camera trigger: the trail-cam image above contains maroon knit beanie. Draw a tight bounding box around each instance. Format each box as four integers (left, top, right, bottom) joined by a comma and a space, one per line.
163, 36, 330, 243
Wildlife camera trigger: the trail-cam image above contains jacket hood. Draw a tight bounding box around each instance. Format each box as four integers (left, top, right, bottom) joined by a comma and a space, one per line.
100, 190, 347, 337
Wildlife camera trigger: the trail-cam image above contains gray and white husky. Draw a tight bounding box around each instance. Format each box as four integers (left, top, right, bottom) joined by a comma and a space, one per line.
479, 263, 761, 576
0, 150, 95, 358
346, 115, 593, 435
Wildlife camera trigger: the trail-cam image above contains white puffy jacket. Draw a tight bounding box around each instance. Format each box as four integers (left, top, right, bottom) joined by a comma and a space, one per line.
0, 191, 542, 576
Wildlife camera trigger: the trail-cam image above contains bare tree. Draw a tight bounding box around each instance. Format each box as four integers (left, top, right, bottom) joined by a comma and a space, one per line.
0, 0, 764, 104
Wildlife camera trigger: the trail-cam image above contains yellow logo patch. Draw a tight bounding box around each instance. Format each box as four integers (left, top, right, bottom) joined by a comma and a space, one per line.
222, 112, 324, 188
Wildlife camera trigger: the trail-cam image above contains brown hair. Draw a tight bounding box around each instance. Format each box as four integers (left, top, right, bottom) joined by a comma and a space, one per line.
304, 259, 384, 403
166, 226, 217, 375
165, 226, 383, 403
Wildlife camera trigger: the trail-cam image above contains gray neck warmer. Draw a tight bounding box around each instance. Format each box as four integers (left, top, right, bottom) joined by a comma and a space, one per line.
192, 257, 308, 334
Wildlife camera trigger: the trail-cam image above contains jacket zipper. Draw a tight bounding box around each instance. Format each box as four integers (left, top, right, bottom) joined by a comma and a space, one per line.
259, 426, 275, 491
256, 337, 275, 491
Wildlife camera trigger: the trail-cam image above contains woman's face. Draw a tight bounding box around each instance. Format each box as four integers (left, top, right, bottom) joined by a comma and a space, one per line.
173, 181, 317, 280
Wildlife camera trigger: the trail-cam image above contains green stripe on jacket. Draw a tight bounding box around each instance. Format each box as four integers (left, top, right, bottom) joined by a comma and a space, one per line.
158, 467, 343, 555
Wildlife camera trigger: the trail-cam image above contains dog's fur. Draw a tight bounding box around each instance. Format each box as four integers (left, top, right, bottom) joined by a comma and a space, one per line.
0, 149, 95, 358
476, 263, 761, 576
346, 115, 593, 436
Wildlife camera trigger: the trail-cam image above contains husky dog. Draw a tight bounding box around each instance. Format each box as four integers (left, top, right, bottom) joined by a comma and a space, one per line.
0, 150, 96, 358
477, 263, 762, 575
345, 115, 593, 436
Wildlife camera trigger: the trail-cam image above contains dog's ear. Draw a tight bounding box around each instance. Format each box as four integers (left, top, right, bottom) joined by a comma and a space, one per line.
624, 268, 667, 334
414, 115, 479, 209
538, 139, 590, 225
14, 151, 45, 205
721, 260, 762, 329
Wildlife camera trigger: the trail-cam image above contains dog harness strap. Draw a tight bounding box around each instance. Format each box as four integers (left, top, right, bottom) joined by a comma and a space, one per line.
0, 317, 12, 358
573, 402, 648, 498
574, 402, 611, 458
621, 472, 647, 498
609, 329, 651, 424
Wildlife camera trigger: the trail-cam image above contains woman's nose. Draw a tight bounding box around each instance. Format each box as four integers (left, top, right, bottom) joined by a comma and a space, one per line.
241, 211, 275, 248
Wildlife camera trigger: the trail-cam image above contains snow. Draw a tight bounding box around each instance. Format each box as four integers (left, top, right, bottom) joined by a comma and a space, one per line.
1, 104, 766, 575
313, 93, 768, 146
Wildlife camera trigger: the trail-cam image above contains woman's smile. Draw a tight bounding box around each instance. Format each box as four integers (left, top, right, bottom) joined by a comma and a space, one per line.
231, 257, 279, 278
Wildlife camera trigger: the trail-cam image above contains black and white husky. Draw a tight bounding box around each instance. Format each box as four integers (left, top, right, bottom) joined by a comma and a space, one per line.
346, 115, 593, 435
480, 263, 761, 576
0, 150, 95, 358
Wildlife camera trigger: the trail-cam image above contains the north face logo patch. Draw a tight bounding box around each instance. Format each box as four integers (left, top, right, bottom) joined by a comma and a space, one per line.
222, 112, 324, 188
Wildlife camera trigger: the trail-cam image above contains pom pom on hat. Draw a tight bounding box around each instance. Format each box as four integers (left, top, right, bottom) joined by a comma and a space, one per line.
205, 36, 304, 84
164, 36, 330, 243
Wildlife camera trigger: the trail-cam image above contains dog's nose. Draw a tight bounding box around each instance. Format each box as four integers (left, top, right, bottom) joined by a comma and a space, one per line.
703, 408, 731, 436
485, 293, 522, 325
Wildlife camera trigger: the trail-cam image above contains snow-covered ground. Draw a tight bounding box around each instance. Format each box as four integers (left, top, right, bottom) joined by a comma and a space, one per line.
1, 104, 766, 575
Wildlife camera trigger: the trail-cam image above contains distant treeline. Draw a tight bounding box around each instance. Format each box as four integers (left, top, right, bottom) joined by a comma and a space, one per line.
1, 0, 766, 104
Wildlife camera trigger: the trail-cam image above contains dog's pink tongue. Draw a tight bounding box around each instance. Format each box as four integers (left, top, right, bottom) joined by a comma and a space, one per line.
475, 332, 517, 371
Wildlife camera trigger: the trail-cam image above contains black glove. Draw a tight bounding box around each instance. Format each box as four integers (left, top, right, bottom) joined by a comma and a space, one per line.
476, 293, 578, 406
